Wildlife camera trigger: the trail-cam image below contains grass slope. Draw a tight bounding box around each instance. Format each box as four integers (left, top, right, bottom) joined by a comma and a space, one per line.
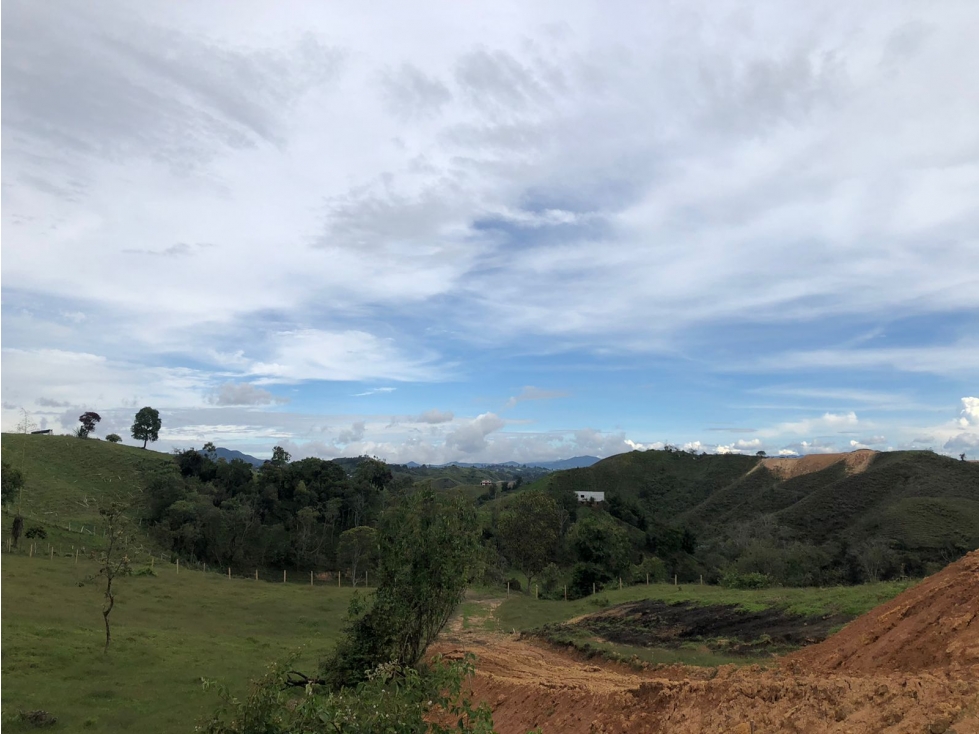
1, 552, 357, 733
1, 434, 173, 528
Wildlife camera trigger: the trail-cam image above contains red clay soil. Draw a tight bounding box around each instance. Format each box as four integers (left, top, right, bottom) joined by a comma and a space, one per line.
787, 550, 979, 678
434, 553, 979, 733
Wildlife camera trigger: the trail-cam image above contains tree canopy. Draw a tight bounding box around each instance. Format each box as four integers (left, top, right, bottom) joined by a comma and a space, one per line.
131, 407, 162, 448
497, 490, 561, 591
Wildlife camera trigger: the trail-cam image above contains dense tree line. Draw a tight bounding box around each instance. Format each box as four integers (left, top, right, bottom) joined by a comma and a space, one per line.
145, 446, 405, 575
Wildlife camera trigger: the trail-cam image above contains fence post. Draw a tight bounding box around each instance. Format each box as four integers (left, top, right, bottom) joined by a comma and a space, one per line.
619, 577, 622, 590
29, 543, 34, 558
338, 572, 341, 588
564, 584, 567, 601
75, 548, 79, 564
674, 574, 677, 587
176, 558, 180, 574
592, 582, 596, 596
310, 571, 313, 587
150, 556, 154, 570
50, 546, 54, 561
365, 569, 368, 587
506, 581, 510, 598
646, 573, 649, 586
228, 567, 231, 579
255, 569, 258, 581
700, 575, 704, 585
535, 583, 538, 599
283, 570, 286, 584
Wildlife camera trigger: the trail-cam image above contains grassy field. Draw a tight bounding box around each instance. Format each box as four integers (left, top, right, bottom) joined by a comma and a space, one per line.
1, 551, 359, 733
490, 578, 914, 632
1, 434, 172, 531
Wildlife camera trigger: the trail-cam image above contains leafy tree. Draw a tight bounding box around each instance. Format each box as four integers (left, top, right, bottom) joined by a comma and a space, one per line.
270, 446, 291, 466
337, 526, 378, 586
1, 461, 25, 506
570, 514, 631, 579
131, 407, 162, 448
105, 434, 122, 443
322, 489, 481, 688
497, 490, 561, 591
78, 411, 102, 436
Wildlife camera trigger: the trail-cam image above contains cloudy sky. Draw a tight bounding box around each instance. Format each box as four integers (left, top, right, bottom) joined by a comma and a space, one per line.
2, 0, 977, 463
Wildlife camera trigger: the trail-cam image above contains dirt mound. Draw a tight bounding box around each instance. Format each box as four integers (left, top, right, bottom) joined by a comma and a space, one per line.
759, 449, 876, 480
433, 632, 979, 734
787, 550, 979, 678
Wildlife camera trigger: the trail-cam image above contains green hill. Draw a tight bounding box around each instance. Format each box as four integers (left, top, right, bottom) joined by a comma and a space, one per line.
2, 433, 174, 527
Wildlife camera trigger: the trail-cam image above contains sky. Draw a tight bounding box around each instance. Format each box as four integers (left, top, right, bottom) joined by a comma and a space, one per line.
2, 0, 978, 464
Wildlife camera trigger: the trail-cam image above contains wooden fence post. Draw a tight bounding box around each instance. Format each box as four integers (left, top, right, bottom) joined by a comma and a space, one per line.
564, 585, 567, 601
283, 570, 287, 583
50, 546, 54, 561
176, 558, 180, 574
228, 567, 231, 579
75, 548, 79, 564
150, 556, 154, 570
535, 583, 538, 599
700, 575, 704, 585
646, 573, 649, 586
619, 577, 622, 590
310, 571, 313, 587
338, 572, 341, 588
592, 582, 596, 596
506, 581, 510, 598
255, 569, 258, 581
674, 574, 677, 587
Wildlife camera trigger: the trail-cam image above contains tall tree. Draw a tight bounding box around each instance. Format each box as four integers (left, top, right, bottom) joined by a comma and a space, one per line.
1, 461, 25, 506
78, 411, 102, 437
337, 525, 378, 586
131, 407, 162, 449
497, 490, 561, 591
323, 489, 481, 687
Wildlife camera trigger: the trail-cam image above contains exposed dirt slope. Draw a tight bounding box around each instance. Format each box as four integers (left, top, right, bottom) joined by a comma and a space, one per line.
787, 550, 979, 677
433, 632, 978, 734
434, 554, 979, 733
759, 449, 877, 480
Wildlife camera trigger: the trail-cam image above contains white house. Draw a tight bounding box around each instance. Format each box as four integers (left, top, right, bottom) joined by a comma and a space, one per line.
575, 491, 604, 503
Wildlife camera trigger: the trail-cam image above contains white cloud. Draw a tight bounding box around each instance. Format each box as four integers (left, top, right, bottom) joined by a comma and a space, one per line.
337, 421, 366, 444
445, 412, 505, 454
959, 397, 979, 427
504, 386, 569, 409
207, 382, 289, 406
414, 409, 454, 424
353, 387, 398, 397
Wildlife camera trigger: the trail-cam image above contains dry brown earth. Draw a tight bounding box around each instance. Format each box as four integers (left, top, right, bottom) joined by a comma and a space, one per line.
757, 449, 877, 480
434, 551, 979, 733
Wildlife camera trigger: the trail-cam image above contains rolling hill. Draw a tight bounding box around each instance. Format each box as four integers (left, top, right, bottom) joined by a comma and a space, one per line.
533, 447, 979, 563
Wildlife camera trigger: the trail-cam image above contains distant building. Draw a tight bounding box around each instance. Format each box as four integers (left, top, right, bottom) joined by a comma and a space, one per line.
30, 429, 53, 435
480, 479, 494, 486
575, 491, 604, 503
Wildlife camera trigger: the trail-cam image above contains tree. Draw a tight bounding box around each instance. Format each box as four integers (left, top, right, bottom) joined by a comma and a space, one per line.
756, 450, 767, 457
16, 408, 37, 434
497, 490, 561, 592
131, 407, 161, 449
570, 514, 632, 578
98, 506, 131, 653
1, 461, 25, 506
78, 411, 102, 437
12, 515, 24, 549
337, 526, 379, 586
105, 434, 122, 443
322, 489, 481, 687
272, 446, 291, 466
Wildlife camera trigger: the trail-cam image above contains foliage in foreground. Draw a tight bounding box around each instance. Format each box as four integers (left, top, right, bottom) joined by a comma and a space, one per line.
322, 489, 482, 688
200, 655, 494, 734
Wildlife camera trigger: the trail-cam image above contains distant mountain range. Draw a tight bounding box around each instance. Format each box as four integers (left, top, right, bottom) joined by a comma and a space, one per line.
401, 456, 600, 470
210, 448, 601, 472
213, 447, 264, 467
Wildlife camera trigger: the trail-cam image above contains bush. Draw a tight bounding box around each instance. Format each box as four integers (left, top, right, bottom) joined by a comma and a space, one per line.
631, 555, 667, 584
720, 571, 772, 589
568, 562, 612, 598
25, 526, 47, 540
505, 577, 522, 593
538, 563, 564, 598
105, 434, 122, 444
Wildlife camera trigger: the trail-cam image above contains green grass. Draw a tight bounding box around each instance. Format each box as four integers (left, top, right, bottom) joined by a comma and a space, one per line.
1, 551, 358, 733
2, 433, 173, 530
492, 579, 914, 632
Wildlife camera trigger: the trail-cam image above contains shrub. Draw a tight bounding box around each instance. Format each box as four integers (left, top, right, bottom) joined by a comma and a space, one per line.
505, 577, 522, 593
720, 571, 772, 589
631, 555, 668, 584
105, 434, 122, 444
568, 561, 612, 598
25, 526, 47, 540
